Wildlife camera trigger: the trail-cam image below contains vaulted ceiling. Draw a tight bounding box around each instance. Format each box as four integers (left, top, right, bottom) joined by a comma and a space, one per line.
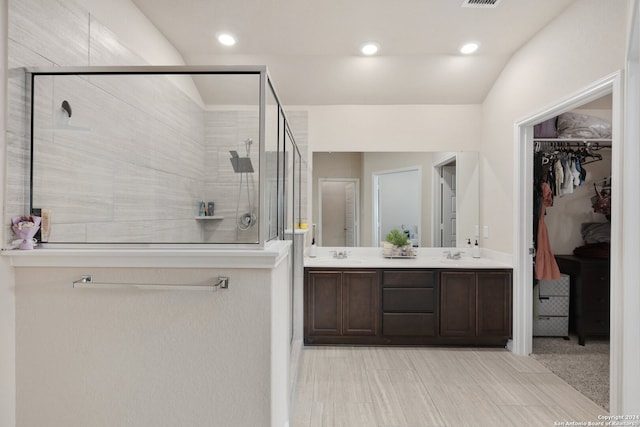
131, 0, 578, 105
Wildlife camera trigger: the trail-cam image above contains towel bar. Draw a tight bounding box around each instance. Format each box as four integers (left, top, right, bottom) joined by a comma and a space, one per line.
72, 275, 229, 291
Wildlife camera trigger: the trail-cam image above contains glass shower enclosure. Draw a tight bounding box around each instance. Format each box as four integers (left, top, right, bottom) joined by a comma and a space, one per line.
23, 66, 301, 247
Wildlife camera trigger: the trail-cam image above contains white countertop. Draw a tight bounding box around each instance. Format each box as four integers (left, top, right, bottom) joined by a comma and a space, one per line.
2, 240, 292, 269
304, 246, 512, 269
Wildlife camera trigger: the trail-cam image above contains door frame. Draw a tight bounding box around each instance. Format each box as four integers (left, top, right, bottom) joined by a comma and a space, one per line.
513, 71, 623, 409
431, 152, 458, 247
317, 178, 360, 247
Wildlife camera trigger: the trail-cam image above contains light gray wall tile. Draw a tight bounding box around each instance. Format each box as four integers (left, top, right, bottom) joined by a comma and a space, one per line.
88, 16, 146, 66
9, 0, 90, 66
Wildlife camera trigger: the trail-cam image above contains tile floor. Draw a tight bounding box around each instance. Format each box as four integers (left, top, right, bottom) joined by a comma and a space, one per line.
291, 346, 607, 427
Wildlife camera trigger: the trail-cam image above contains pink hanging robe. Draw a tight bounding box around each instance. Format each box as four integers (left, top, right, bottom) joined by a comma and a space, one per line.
535, 182, 561, 280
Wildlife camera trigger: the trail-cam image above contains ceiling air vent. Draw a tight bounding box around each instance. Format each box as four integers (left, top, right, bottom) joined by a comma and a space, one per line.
461, 0, 502, 8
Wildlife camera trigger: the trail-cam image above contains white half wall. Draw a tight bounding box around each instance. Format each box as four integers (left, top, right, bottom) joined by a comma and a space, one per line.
14, 266, 285, 427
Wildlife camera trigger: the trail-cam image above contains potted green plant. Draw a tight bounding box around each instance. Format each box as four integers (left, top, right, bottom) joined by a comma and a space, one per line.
383, 228, 414, 257
385, 228, 410, 247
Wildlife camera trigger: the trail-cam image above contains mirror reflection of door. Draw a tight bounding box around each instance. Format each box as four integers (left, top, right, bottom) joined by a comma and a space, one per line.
373, 167, 421, 246
437, 161, 457, 247
441, 164, 457, 247
319, 179, 359, 246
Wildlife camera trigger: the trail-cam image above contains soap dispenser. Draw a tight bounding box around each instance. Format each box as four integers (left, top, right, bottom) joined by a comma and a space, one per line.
472, 240, 481, 258
466, 238, 472, 249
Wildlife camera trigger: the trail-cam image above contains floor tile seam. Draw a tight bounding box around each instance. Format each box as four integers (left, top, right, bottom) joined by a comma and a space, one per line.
409, 356, 456, 427
362, 367, 415, 426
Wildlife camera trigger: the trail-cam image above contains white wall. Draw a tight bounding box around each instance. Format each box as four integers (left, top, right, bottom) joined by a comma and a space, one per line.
480, 0, 626, 253
0, 1, 16, 425
305, 104, 482, 152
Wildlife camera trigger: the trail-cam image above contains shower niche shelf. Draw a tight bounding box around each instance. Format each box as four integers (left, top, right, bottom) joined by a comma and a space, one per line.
194, 216, 224, 220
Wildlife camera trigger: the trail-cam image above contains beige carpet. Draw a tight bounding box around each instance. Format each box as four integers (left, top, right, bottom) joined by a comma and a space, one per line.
532, 334, 609, 412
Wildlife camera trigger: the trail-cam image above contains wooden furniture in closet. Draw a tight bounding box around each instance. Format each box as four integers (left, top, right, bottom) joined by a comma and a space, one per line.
554, 255, 610, 346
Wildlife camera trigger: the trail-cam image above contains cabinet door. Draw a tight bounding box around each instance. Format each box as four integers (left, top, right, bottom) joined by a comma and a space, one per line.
306, 271, 342, 336
342, 271, 378, 336
476, 271, 512, 338
440, 271, 476, 337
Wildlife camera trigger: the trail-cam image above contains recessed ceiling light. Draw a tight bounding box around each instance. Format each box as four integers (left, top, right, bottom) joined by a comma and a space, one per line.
217, 33, 237, 47
361, 43, 379, 56
460, 42, 479, 54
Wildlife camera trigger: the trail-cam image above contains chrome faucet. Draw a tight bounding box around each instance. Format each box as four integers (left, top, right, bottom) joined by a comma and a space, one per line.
330, 250, 348, 259
443, 250, 463, 260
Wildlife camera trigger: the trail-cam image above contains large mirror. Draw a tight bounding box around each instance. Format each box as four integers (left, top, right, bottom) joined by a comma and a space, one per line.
312, 151, 479, 248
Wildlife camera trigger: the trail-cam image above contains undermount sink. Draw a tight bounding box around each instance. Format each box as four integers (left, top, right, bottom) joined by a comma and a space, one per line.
310, 257, 363, 264
439, 257, 492, 265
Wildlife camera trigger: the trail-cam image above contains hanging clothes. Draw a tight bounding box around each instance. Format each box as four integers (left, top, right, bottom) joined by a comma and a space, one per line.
535, 182, 561, 280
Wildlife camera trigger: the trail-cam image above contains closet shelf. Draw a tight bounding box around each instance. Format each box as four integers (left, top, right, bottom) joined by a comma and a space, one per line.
195, 215, 224, 220
533, 138, 612, 144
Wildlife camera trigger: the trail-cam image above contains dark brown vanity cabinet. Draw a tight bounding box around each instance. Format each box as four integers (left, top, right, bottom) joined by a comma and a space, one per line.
440, 270, 512, 344
304, 267, 512, 346
381, 270, 437, 338
304, 270, 379, 343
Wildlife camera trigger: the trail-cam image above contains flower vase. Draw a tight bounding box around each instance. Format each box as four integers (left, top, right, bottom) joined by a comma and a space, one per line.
19, 238, 37, 250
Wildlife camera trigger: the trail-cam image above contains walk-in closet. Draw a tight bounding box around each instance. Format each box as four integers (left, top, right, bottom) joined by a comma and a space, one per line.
530, 95, 612, 412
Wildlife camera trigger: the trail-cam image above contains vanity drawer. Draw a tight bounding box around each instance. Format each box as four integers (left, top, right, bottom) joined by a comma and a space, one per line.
382, 270, 435, 288
383, 313, 436, 336
383, 288, 434, 312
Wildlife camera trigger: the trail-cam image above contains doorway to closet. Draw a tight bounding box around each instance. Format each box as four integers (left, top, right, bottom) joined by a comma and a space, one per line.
530, 95, 613, 412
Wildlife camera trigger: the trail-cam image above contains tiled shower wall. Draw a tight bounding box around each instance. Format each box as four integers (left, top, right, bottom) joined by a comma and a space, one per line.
6, 0, 206, 243
5, 0, 308, 245
202, 110, 260, 244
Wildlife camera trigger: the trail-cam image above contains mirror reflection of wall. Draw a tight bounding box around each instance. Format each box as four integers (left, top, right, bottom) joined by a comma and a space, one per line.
312, 151, 479, 248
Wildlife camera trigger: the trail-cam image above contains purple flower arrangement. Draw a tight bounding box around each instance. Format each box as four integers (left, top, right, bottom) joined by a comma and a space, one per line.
12, 215, 41, 250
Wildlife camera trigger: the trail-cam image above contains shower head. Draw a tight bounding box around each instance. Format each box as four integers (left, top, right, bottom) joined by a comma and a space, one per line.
229, 150, 253, 173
